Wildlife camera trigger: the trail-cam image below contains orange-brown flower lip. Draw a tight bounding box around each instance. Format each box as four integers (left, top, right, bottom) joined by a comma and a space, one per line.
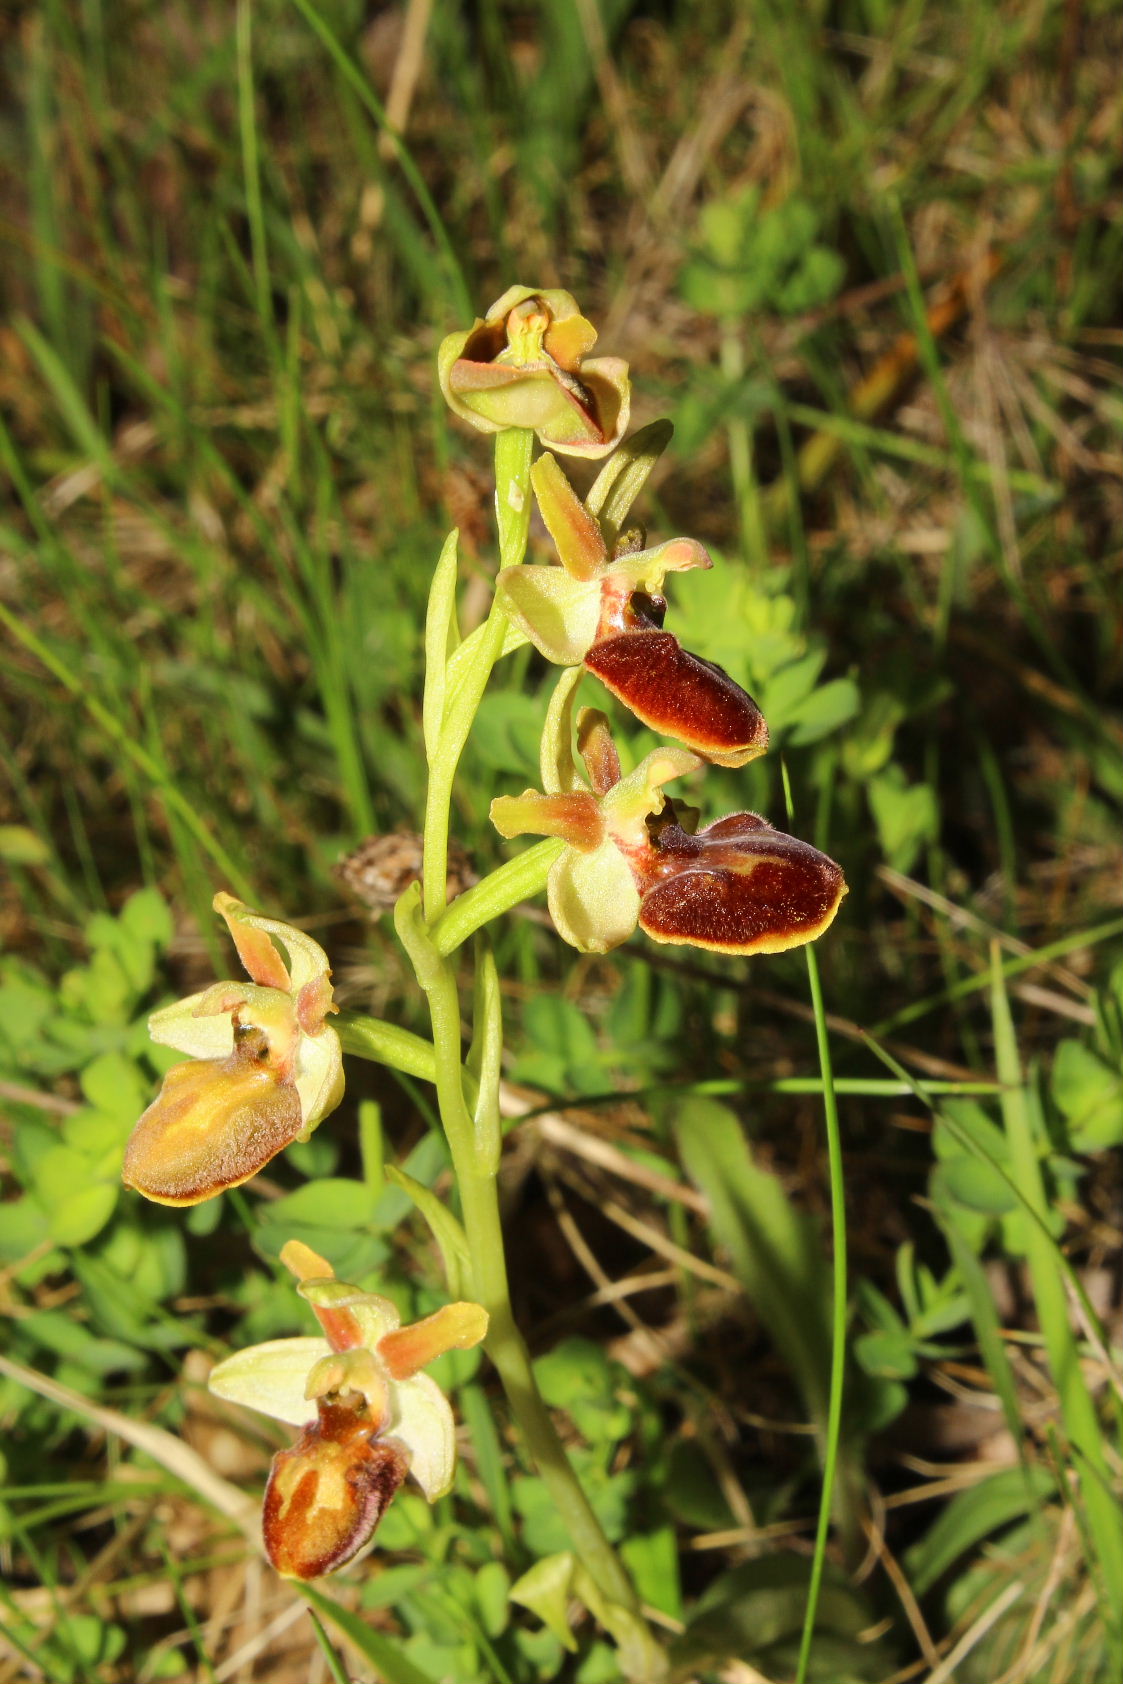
263, 1398, 409, 1580
122, 1045, 303, 1206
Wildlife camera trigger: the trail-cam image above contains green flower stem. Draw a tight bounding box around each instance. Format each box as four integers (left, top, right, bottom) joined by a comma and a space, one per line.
405, 425, 654, 1669
423, 954, 646, 1630
432, 837, 564, 955
421, 427, 534, 926
396, 900, 648, 1645
335, 1012, 437, 1083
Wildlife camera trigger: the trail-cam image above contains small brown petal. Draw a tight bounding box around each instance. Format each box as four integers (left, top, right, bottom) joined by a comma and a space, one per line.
263, 1398, 409, 1580
575, 709, 622, 795
585, 631, 769, 768
637, 821, 846, 954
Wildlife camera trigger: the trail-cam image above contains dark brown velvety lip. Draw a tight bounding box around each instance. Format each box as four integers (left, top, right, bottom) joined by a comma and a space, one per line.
585, 632, 768, 768
637, 829, 846, 954
263, 1399, 409, 1579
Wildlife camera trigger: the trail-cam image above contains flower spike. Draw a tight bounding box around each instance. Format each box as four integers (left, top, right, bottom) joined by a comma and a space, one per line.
438, 287, 631, 458
208, 1251, 488, 1578
491, 712, 846, 956
498, 454, 769, 768
122, 895, 344, 1205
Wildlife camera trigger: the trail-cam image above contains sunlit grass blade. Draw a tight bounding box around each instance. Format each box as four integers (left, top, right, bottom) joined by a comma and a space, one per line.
873, 917, 1123, 1037
793, 938, 849, 1684
0, 601, 253, 899
988, 945, 1123, 1638
286, 0, 469, 317
301, 1582, 440, 1684
861, 1031, 1122, 1401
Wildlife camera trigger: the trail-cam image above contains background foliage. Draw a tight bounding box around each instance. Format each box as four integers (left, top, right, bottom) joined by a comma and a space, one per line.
1, 0, 1120, 1679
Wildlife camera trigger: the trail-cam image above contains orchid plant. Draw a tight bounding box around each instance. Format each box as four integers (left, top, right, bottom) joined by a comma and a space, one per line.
122, 286, 846, 1679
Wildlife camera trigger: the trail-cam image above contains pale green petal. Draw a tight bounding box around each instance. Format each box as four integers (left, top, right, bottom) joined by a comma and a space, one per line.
385, 1371, 456, 1501
292, 1024, 345, 1135
602, 747, 701, 850
547, 840, 639, 953
540, 666, 588, 795
498, 570, 600, 666
604, 536, 710, 597
148, 991, 237, 1059
207, 1337, 329, 1426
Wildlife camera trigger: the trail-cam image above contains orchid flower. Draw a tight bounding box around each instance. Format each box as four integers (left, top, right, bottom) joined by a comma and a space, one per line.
438, 286, 631, 458
208, 1242, 488, 1579
491, 683, 845, 955
498, 453, 768, 768
122, 894, 343, 1205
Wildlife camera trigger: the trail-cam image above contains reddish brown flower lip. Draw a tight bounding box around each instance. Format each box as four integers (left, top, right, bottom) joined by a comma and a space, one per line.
585, 631, 769, 769
636, 817, 847, 954
263, 1398, 409, 1580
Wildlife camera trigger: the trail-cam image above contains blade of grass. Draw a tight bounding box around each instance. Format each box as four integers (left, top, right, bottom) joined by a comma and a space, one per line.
873, 917, 1123, 1037
0, 1352, 258, 1541
777, 400, 1056, 498
988, 944, 1123, 1638
235, 0, 275, 340
286, 0, 469, 317
307, 1608, 353, 1684
158, 1539, 220, 1684
0, 602, 253, 899
793, 937, 849, 1684
301, 1583, 439, 1684
861, 1030, 1123, 1404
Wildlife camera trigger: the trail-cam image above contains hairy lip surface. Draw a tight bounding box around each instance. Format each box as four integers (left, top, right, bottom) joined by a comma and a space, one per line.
586, 631, 769, 765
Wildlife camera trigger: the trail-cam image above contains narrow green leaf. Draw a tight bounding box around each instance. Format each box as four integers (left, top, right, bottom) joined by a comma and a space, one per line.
383, 1165, 469, 1299
904, 1464, 1056, 1596
672, 1095, 830, 1430
934, 1204, 1029, 1457
584, 419, 674, 551
300, 1586, 438, 1684
989, 948, 1123, 1624
459, 1383, 516, 1552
